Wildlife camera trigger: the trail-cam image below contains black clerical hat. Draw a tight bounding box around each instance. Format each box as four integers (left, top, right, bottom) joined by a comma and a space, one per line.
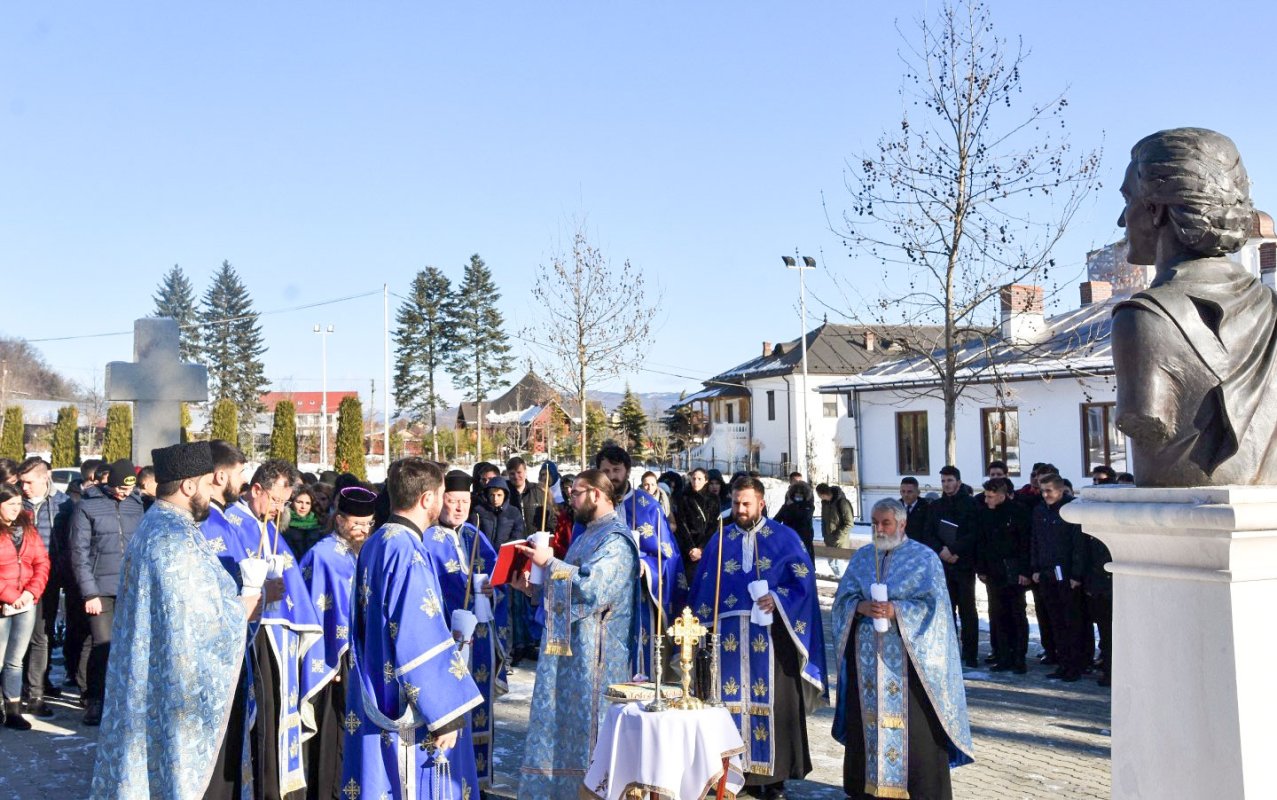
337, 486, 378, 517
444, 470, 472, 494
151, 441, 214, 484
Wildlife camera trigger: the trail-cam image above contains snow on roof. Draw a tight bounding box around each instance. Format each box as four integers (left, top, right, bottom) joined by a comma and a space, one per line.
817, 299, 1116, 393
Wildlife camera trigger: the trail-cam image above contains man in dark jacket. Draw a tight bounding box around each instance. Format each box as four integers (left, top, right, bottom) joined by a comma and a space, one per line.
475, 475, 524, 547
1073, 527, 1113, 687
923, 466, 980, 667
507, 456, 558, 536
674, 468, 719, 576
70, 458, 146, 724
16, 457, 74, 716
974, 478, 1032, 673
1030, 473, 1087, 682
899, 477, 931, 540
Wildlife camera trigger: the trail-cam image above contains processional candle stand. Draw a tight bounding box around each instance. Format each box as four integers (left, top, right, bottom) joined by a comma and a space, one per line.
707, 515, 725, 707
644, 499, 669, 712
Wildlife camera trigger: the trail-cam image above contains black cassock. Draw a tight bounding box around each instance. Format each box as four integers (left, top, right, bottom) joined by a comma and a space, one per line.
304, 659, 348, 800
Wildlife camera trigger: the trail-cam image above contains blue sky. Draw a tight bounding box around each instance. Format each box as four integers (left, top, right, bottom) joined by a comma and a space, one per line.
3, 1, 1274, 410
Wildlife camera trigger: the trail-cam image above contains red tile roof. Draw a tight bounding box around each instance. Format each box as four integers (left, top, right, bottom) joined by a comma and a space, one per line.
260, 391, 359, 412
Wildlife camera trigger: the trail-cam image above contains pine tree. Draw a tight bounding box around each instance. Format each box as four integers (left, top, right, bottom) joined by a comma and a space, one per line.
180, 402, 192, 443
102, 404, 133, 463
202, 260, 269, 449
394, 267, 456, 460
615, 384, 648, 454
51, 405, 80, 467
334, 396, 367, 479
0, 407, 24, 461
210, 398, 238, 443
585, 403, 608, 459
269, 400, 298, 464
447, 254, 514, 456
152, 264, 202, 363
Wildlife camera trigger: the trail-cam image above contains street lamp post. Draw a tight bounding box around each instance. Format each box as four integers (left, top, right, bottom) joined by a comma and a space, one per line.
782, 254, 817, 479
313, 324, 334, 467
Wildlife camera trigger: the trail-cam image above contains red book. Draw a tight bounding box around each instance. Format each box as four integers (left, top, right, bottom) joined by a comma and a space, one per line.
490, 539, 532, 587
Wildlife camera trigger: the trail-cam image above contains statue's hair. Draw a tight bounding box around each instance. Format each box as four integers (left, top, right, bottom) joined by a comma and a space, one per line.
1129, 128, 1253, 257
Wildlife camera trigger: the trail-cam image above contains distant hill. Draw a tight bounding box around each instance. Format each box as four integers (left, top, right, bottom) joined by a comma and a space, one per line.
0, 336, 83, 401
588, 390, 686, 415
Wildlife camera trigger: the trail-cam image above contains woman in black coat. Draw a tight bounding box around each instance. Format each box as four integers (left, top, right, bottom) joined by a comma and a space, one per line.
774, 481, 816, 560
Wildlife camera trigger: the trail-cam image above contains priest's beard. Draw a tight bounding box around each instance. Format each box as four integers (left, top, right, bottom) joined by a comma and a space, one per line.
573, 497, 597, 525
222, 482, 238, 507
874, 531, 906, 552
734, 512, 761, 531
191, 493, 212, 523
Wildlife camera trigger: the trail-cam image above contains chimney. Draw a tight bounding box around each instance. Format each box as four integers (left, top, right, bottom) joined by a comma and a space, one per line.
1079, 280, 1113, 306
1000, 284, 1046, 344
762, 341, 772, 357
863, 330, 877, 352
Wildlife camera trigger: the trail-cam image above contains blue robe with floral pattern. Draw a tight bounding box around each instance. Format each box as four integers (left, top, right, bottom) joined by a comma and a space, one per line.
687, 516, 828, 778
618, 487, 685, 677
91, 500, 247, 800
343, 519, 484, 799
298, 533, 357, 721
421, 521, 508, 789
521, 511, 639, 798
831, 538, 974, 796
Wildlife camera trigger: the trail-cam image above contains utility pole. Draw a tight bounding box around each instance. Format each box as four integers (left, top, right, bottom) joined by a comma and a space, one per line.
313, 324, 334, 467
782, 253, 816, 479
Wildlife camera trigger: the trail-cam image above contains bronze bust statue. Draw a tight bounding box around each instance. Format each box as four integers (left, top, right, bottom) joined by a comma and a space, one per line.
1113, 128, 1277, 486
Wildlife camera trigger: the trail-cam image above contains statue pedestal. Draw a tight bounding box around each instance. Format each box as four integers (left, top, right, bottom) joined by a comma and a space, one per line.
1063, 486, 1277, 799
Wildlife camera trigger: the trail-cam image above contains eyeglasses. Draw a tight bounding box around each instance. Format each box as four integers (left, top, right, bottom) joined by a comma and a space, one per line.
569, 488, 595, 498
344, 521, 374, 531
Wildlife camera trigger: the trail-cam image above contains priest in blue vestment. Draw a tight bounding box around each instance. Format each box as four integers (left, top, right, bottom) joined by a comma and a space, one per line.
92, 442, 259, 800
594, 444, 684, 678
517, 468, 640, 798
688, 475, 827, 800
423, 470, 509, 791
832, 498, 974, 800
206, 458, 323, 799
299, 484, 378, 800
343, 458, 484, 799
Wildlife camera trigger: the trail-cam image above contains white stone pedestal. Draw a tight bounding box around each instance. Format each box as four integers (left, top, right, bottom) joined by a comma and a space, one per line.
1062, 485, 1277, 799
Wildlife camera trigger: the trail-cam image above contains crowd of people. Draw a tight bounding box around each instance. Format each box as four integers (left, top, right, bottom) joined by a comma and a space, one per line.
0, 441, 1121, 800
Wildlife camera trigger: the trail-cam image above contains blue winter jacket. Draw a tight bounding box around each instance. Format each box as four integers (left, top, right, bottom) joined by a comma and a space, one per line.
70, 484, 146, 599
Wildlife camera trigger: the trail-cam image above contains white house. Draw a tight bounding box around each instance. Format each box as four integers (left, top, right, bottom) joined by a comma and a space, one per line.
818, 214, 1277, 513
672, 322, 939, 484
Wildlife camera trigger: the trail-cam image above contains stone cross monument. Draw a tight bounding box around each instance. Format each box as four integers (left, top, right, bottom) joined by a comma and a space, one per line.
105, 318, 209, 465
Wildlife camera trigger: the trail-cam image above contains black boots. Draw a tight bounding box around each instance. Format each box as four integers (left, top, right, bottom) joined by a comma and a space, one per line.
4, 699, 32, 730
84, 698, 104, 726
23, 693, 54, 718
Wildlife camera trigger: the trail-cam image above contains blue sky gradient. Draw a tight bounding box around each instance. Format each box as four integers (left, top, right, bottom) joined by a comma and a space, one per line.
3, 1, 1273, 407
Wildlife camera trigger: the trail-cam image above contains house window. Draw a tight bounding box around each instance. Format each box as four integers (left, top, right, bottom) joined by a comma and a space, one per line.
726, 403, 735, 424
839, 447, 857, 477
823, 399, 839, 418
1081, 402, 1127, 473
981, 407, 1021, 476
767, 391, 776, 421
895, 411, 929, 475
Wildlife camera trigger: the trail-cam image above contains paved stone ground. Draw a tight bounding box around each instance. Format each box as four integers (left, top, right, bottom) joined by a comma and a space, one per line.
7, 584, 1110, 799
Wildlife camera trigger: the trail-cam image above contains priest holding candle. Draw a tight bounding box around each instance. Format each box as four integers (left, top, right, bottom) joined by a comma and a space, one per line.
832, 498, 973, 800
688, 475, 827, 799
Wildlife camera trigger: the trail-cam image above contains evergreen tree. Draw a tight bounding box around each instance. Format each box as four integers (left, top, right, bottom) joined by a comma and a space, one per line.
0, 407, 24, 462
334, 395, 367, 479
152, 264, 202, 363
180, 402, 192, 443
201, 260, 269, 448
584, 403, 608, 458
102, 404, 133, 463
210, 398, 238, 443
447, 254, 514, 454
269, 400, 298, 464
51, 405, 80, 467
394, 267, 456, 460
614, 384, 649, 454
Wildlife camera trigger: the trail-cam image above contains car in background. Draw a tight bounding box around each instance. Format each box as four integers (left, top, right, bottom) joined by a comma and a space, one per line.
51, 468, 80, 494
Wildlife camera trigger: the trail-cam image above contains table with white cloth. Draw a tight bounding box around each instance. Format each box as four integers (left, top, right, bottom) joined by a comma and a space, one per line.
583, 700, 747, 800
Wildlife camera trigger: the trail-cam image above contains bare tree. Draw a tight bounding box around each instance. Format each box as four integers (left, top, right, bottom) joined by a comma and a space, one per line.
833, 0, 1102, 465
529, 227, 657, 468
